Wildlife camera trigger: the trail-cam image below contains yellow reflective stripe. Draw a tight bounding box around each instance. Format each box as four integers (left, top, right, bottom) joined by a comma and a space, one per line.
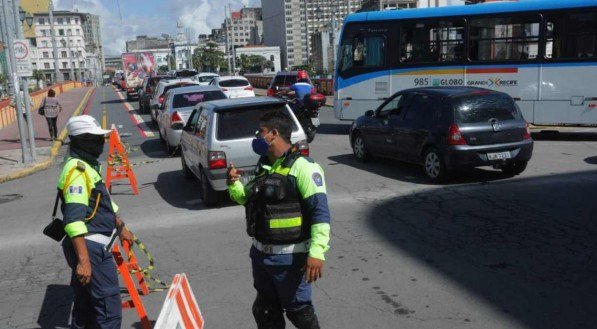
64, 221, 88, 238
274, 166, 291, 176
269, 217, 302, 229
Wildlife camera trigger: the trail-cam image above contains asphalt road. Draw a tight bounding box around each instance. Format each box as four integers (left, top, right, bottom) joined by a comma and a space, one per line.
1, 86, 597, 328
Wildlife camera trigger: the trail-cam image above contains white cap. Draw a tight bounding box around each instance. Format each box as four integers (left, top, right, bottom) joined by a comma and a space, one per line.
66, 115, 111, 136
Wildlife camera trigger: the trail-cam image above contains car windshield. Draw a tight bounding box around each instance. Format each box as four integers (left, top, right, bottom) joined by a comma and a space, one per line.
216, 105, 298, 141
173, 91, 226, 108
219, 79, 249, 87
163, 83, 197, 94
454, 94, 519, 123
198, 76, 217, 83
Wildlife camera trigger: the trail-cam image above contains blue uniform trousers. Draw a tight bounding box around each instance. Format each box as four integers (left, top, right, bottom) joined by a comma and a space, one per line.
250, 246, 313, 313
63, 238, 122, 329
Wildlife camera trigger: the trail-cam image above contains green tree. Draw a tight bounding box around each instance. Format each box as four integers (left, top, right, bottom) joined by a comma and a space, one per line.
158, 65, 169, 73
192, 42, 227, 73
236, 54, 275, 73
290, 64, 316, 77
0, 73, 7, 98
32, 69, 45, 87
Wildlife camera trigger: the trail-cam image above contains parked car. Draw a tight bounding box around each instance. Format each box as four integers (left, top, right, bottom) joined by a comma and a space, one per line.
349, 87, 533, 182
138, 75, 169, 114
149, 78, 198, 122
209, 76, 255, 98
180, 97, 309, 206
156, 85, 227, 154
193, 73, 219, 86
266, 71, 312, 97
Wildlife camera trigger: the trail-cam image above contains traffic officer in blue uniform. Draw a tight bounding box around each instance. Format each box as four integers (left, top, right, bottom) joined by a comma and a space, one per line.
59, 115, 133, 328
227, 111, 331, 329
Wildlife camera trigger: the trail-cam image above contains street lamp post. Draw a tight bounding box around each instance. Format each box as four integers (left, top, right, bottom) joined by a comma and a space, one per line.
49, 0, 62, 82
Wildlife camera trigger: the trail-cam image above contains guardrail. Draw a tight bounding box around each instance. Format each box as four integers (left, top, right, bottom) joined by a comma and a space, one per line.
0, 81, 84, 130
244, 75, 334, 96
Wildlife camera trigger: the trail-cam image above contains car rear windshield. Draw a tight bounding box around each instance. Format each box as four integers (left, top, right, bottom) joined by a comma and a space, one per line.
173, 91, 226, 108
216, 105, 298, 141
219, 79, 249, 87
198, 76, 217, 83
163, 83, 197, 95
454, 94, 519, 123
149, 76, 166, 87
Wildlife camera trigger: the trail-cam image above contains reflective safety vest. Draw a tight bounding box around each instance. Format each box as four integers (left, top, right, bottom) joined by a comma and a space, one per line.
246, 151, 309, 245
57, 157, 119, 238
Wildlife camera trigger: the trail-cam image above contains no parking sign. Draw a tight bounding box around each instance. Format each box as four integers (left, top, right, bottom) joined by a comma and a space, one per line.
13, 39, 32, 77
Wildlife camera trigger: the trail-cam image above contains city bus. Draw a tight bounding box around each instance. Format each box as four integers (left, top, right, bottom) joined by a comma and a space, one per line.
333, 0, 597, 125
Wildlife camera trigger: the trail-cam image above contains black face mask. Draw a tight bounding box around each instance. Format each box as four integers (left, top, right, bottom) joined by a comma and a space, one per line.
70, 134, 105, 160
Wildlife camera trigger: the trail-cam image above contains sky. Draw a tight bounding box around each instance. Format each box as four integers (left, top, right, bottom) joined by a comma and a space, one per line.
55, 0, 261, 55
55, 0, 464, 56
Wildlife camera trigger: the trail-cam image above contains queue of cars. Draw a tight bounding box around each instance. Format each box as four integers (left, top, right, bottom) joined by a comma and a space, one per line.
117, 69, 534, 204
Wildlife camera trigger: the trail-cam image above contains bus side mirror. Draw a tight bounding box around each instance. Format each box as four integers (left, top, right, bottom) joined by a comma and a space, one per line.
365, 110, 374, 117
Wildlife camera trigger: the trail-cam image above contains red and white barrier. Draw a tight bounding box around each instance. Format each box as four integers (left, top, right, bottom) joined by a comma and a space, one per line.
154, 273, 205, 329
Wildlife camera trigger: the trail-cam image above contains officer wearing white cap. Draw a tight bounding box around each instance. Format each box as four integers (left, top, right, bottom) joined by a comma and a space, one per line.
59, 115, 132, 328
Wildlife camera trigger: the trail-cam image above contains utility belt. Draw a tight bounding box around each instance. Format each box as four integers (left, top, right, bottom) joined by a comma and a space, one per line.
252, 239, 309, 255
84, 230, 118, 251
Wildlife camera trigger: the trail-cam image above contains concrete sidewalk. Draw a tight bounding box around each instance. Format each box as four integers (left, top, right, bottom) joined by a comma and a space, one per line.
0, 87, 95, 183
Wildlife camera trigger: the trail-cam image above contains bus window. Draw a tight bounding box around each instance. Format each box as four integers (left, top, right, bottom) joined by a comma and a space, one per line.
545, 11, 597, 59
339, 35, 386, 72
400, 20, 465, 63
469, 16, 540, 61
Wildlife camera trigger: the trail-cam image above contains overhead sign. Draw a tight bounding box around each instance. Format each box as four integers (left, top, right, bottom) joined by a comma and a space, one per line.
13, 39, 32, 77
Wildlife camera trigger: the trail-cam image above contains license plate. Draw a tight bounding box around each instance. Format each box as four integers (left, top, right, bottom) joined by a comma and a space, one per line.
311, 117, 320, 126
487, 151, 511, 160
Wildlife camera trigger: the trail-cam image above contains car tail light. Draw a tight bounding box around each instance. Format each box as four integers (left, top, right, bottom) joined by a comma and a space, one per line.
171, 111, 184, 129
158, 96, 164, 104
244, 86, 253, 91
267, 88, 275, 96
221, 88, 229, 92
208, 151, 227, 169
448, 124, 467, 145
298, 140, 309, 156
523, 121, 532, 139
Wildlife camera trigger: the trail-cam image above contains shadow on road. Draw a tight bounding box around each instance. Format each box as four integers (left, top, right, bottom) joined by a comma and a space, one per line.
154, 170, 235, 210
531, 131, 597, 141
366, 170, 597, 328
139, 139, 170, 159
328, 153, 510, 185
317, 123, 350, 135
36, 284, 73, 329
101, 99, 126, 105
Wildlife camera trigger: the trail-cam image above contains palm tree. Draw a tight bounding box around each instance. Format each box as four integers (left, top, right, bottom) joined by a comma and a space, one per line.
32, 69, 46, 88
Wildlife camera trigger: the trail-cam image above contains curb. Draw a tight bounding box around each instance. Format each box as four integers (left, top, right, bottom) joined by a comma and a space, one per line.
0, 88, 96, 184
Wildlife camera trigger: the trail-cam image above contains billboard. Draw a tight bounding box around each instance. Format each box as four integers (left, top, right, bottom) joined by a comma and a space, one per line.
121, 52, 156, 87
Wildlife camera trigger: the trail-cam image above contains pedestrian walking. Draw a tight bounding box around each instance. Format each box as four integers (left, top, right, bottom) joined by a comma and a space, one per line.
58, 115, 133, 328
226, 111, 331, 329
41, 89, 63, 141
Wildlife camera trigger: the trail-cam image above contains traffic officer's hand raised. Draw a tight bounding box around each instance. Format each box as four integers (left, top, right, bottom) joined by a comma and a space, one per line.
226, 162, 243, 185
303, 257, 324, 283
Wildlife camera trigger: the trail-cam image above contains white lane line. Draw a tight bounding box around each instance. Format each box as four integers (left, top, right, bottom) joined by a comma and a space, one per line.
114, 90, 155, 138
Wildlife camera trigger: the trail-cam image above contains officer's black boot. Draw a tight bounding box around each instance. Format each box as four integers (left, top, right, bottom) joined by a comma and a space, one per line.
253, 295, 286, 329
286, 305, 320, 329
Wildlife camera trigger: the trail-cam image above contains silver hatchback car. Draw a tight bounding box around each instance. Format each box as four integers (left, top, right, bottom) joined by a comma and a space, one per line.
156, 85, 226, 154
180, 97, 309, 206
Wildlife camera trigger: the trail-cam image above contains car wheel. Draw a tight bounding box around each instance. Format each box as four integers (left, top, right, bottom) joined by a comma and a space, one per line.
352, 132, 370, 162
200, 169, 218, 207
181, 156, 193, 180
501, 161, 527, 176
423, 147, 448, 182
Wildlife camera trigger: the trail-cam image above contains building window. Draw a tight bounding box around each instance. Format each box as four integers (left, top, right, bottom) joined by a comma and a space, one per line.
285, 11, 292, 16
43, 52, 49, 58
75, 18, 79, 24
62, 62, 68, 68
76, 29, 80, 35
61, 51, 67, 58
57, 18, 63, 24
67, 29, 72, 36
66, 17, 71, 24
545, 10, 597, 59
469, 15, 540, 61
78, 50, 82, 57
38, 18, 45, 25
58, 29, 65, 36
41, 40, 47, 47
44, 63, 50, 69
400, 20, 465, 63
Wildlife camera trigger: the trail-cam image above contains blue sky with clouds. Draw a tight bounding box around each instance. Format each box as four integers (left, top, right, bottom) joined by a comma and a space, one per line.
56, 0, 260, 55
56, 0, 465, 55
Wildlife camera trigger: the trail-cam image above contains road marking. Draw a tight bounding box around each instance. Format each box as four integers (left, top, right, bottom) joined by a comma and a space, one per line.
114, 90, 155, 138
101, 87, 108, 129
